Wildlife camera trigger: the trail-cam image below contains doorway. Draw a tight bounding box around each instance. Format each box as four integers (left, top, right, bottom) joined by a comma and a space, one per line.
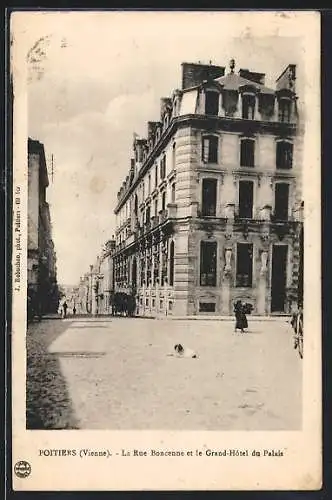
132, 258, 137, 294
271, 245, 288, 312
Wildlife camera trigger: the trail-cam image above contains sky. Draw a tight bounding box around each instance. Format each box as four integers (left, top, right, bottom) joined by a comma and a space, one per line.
22, 11, 306, 286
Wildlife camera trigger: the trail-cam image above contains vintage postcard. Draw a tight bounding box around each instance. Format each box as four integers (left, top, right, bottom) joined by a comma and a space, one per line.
10, 10, 321, 491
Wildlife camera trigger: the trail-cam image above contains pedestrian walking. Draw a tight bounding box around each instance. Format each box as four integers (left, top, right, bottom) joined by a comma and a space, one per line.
73, 305, 76, 316
234, 300, 248, 333
62, 301, 68, 319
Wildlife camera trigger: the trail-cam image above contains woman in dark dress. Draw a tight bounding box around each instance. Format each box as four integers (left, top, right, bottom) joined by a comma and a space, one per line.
234, 300, 248, 333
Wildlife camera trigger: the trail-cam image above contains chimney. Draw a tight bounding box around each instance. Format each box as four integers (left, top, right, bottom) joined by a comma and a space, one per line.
276, 64, 296, 91
147, 121, 160, 140
181, 62, 225, 90
239, 68, 266, 85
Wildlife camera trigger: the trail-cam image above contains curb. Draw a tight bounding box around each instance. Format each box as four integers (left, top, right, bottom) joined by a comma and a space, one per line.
134, 315, 291, 321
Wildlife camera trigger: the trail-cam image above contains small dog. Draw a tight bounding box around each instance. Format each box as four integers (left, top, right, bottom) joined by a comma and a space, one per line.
173, 343, 198, 358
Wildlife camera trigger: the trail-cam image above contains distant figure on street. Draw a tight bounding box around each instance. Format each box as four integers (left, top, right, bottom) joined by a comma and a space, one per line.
234, 300, 248, 333
291, 303, 303, 349
62, 301, 68, 319
167, 344, 198, 358
73, 305, 76, 316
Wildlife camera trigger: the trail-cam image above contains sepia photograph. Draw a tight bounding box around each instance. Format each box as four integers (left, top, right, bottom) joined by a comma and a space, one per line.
11, 10, 321, 491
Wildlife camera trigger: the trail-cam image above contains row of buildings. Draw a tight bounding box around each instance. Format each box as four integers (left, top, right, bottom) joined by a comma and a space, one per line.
76, 59, 304, 317
27, 138, 60, 315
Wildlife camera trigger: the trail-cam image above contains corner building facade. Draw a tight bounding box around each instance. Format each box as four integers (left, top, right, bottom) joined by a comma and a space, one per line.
113, 61, 303, 316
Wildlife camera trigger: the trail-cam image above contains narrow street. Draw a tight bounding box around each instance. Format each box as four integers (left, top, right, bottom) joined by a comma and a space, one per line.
27, 317, 302, 431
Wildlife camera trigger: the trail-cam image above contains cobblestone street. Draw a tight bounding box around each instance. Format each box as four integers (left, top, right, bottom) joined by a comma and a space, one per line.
27, 317, 302, 430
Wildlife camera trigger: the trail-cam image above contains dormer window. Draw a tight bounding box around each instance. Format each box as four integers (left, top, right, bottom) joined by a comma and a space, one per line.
276, 140, 293, 169
242, 93, 255, 120
202, 135, 218, 164
205, 90, 219, 116
240, 138, 255, 167
278, 98, 291, 122
164, 113, 169, 130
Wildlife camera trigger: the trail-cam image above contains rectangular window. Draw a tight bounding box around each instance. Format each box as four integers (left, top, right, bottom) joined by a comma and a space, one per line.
199, 302, 216, 312
274, 183, 289, 221
205, 91, 219, 115
240, 139, 255, 167
239, 180, 254, 219
155, 165, 158, 187
172, 143, 176, 170
154, 199, 158, 217
171, 183, 176, 203
276, 141, 293, 169
145, 206, 151, 223
202, 178, 217, 216
160, 155, 166, 180
202, 136, 218, 163
161, 191, 166, 211
236, 243, 253, 287
200, 241, 217, 287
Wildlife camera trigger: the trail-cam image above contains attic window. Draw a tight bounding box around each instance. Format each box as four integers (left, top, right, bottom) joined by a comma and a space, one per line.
205, 91, 219, 115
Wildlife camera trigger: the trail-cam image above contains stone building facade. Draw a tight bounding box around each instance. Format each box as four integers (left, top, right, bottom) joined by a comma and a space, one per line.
28, 138, 59, 314
76, 239, 116, 315
112, 60, 303, 316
